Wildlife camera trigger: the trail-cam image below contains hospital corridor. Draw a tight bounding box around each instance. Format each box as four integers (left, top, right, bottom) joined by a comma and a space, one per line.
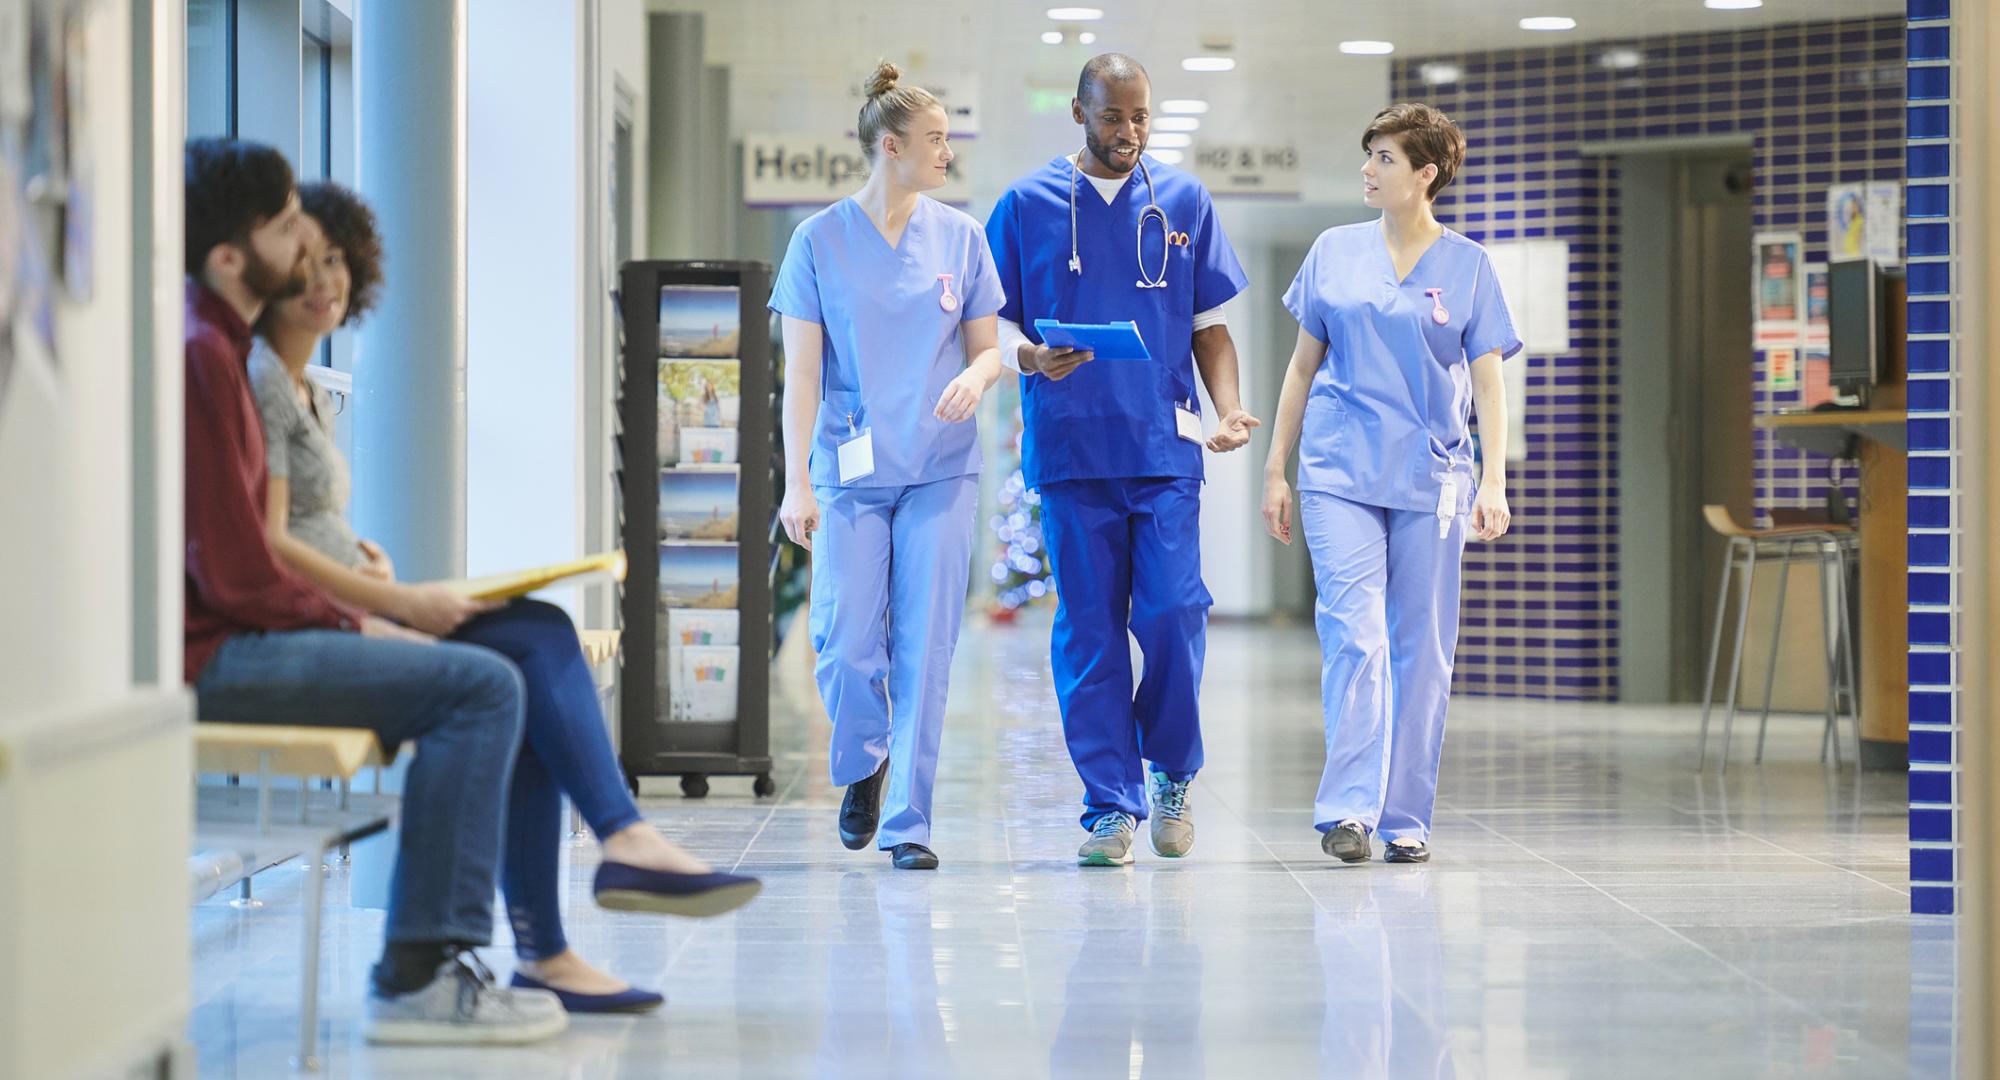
1, 0, 1993, 1078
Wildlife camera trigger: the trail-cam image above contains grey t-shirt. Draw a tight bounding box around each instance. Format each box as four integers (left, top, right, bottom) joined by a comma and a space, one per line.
247, 339, 365, 569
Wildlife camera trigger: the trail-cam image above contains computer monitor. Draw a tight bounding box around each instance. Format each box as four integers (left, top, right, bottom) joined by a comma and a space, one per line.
1827, 260, 1879, 394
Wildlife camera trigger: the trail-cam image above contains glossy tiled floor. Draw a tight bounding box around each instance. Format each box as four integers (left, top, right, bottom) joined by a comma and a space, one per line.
190, 617, 1939, 1078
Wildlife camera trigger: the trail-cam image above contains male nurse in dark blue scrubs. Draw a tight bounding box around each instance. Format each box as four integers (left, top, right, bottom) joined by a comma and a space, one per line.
985, 53, 1256, 867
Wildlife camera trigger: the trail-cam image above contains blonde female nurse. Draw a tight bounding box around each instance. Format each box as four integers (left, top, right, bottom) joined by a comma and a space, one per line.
771, 62, 1006, 870
1261, 103, 1520, 865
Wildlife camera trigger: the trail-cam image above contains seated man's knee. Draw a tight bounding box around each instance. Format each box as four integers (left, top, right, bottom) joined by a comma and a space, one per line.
449, 645, 527, 735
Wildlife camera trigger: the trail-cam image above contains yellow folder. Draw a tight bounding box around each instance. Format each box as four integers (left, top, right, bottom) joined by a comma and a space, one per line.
439, 550, 629, 602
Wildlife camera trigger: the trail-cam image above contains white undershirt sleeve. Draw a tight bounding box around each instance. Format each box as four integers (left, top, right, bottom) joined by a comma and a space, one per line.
1192, 307, 1228, 332
997, 317, 1032, 374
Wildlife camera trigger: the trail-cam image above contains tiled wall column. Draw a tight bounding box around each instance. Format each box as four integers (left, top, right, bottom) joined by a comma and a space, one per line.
1903, 0, 1957, 917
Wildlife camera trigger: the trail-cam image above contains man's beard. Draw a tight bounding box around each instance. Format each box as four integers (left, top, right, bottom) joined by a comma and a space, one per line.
1085, 130, 1142, 175
243, 244, 310, 303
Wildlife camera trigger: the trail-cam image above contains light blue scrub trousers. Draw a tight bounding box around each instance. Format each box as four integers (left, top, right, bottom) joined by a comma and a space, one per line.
810, 475, 979, 849
1301, 490, 1467, 845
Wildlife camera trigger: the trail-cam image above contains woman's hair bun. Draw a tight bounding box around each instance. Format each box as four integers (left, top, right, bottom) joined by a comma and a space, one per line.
865, 61, 902, 99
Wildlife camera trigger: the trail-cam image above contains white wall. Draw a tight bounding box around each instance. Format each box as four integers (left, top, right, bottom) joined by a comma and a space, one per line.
1, 3, 144, 711
467, 0, 646, 624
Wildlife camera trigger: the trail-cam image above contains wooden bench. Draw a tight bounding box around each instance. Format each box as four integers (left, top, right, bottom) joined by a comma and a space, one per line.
192, 724, 400, 1071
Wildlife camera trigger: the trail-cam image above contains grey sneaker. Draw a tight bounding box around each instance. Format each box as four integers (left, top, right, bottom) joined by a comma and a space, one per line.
1323, 820, 1371, 864
1147, 770, 1194, 858
364, 950, 569, 1046
1078, 812, 1137, 867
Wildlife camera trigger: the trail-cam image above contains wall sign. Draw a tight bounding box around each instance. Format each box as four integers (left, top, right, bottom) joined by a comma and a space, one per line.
742, 133, 970, 207
1189, 144, 1300, 198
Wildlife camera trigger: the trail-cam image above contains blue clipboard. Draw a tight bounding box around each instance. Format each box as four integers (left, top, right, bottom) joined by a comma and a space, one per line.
1033, 319, 1151, 361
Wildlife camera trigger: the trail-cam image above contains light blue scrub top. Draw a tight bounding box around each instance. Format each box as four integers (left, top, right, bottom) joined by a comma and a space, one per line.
986, 155, 1248, 488
769, 195, 1005, 489
1282, 222, 1521, 515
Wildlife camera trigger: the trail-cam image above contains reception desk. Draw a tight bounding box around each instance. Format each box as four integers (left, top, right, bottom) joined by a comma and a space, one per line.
1754, 408, 1907, 764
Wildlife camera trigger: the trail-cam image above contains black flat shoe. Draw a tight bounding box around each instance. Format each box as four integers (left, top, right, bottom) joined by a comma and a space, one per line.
891, 843, 938, 870
838, 761, 888, 851
1322, 821, 1371, 864
1385, 841, 1430, 864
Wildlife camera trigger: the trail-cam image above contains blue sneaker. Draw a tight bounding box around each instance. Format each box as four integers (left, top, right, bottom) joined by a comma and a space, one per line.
1077, 812, 1137, 867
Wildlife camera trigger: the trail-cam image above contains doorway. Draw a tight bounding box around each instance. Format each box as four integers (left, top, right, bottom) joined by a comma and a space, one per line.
1612, 148, 1755, 702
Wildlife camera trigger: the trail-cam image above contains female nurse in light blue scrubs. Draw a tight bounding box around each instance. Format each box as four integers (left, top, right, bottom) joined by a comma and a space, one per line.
771, 62, 1006, 871
1262, 103, 1521, 865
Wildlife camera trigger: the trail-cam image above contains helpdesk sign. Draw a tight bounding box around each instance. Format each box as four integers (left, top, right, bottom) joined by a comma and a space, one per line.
742, 133, 972, 207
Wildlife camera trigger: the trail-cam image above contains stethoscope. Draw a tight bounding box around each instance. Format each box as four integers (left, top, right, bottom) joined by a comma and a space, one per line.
1067, 150, 1172, 289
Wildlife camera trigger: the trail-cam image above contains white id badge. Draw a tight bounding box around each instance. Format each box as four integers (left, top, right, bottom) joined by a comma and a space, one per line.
1436, 477, 1459, 538
1175, 406, 1204, 444
837, 427, 876, 484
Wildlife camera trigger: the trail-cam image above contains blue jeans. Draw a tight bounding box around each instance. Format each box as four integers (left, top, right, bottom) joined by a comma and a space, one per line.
452, 600, 645, 960
194, 630, 526, 946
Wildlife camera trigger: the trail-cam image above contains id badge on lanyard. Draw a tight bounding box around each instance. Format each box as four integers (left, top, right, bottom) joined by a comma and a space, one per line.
837, 413, 876, 484
1435, 477, 1458, 539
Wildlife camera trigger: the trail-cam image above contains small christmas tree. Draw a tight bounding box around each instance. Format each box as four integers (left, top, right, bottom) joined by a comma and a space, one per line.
987, 410, 1054, 621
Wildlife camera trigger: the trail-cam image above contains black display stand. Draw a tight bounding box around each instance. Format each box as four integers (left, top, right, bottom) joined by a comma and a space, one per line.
617, 260, 776, 798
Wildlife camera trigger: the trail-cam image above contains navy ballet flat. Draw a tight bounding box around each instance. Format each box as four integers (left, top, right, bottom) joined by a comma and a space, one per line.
592, 860, 762, 918
510, 971, 664, 1014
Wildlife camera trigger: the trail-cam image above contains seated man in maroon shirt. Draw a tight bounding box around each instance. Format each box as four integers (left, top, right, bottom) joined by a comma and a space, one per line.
181, 137, 561, 1046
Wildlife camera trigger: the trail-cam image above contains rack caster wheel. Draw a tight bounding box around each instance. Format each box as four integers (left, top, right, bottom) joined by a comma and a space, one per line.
624, 771, 640, 797
680, 773, 709, 799
753, 773, 777, 798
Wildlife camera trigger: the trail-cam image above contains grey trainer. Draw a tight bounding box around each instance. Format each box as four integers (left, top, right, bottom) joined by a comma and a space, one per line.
364, 951, 569, 1046
1078, 812, 1138, 867
1147, 769, 1195, 858
1323, 820, 1371, 864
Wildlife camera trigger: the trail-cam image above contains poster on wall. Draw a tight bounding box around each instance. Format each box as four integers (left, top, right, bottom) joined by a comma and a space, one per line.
1804, 263, 1829, 345
1826, 184, 1867, 264
1753, 232, 1802, 346
1865, 181, 1901, 266
1768, 347, 1798, 393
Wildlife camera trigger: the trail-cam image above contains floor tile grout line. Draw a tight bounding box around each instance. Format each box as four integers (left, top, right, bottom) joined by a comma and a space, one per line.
661, 756, 810, 979
1458, 814, 1874, 1044
1193, 776, 1332, 916
1655, 796, 1914, 899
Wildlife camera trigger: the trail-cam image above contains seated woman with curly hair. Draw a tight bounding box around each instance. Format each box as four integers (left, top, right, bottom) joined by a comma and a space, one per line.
248, 180, 759, 1014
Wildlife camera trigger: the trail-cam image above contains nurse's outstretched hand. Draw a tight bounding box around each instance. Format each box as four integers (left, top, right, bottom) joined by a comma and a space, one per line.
1023, 344, 1093, 381
1472, 483, 1511, 541
1206, 408, 1262, 453
780, 484, 820, 552
934, 366, 993, 423
1261, 475, 1294, 546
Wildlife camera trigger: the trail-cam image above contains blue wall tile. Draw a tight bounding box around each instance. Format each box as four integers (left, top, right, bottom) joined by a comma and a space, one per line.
1911, 808, 1955, 842
1907, 27, 1950, 61
1910, 770, 1954, 805
1912, 848, 1955, 882
1909, 727, 1954, 764
1912, 885, 1956, 915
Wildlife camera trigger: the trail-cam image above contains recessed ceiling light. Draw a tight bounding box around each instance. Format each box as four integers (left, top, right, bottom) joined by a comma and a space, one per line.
1598, 47, 1643, 69
1153, 116, 1200, 132
1046, 7, 1103, 19
1041, 30, 1064, 45
1519, 16, 1577, 31
1148, 132, 1193, 148
1161, 99, 1209, 114
1148, 148, 1185, 165
1339, 40, 1395, 56
1419, 62, 1463, 85
1705, 0, 1762, 8
1078, 31, 1097, 44
1182, 56, 1236, 72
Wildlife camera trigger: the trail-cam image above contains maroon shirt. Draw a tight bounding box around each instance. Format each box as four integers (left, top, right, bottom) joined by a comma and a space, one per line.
183, 279, 361, 682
